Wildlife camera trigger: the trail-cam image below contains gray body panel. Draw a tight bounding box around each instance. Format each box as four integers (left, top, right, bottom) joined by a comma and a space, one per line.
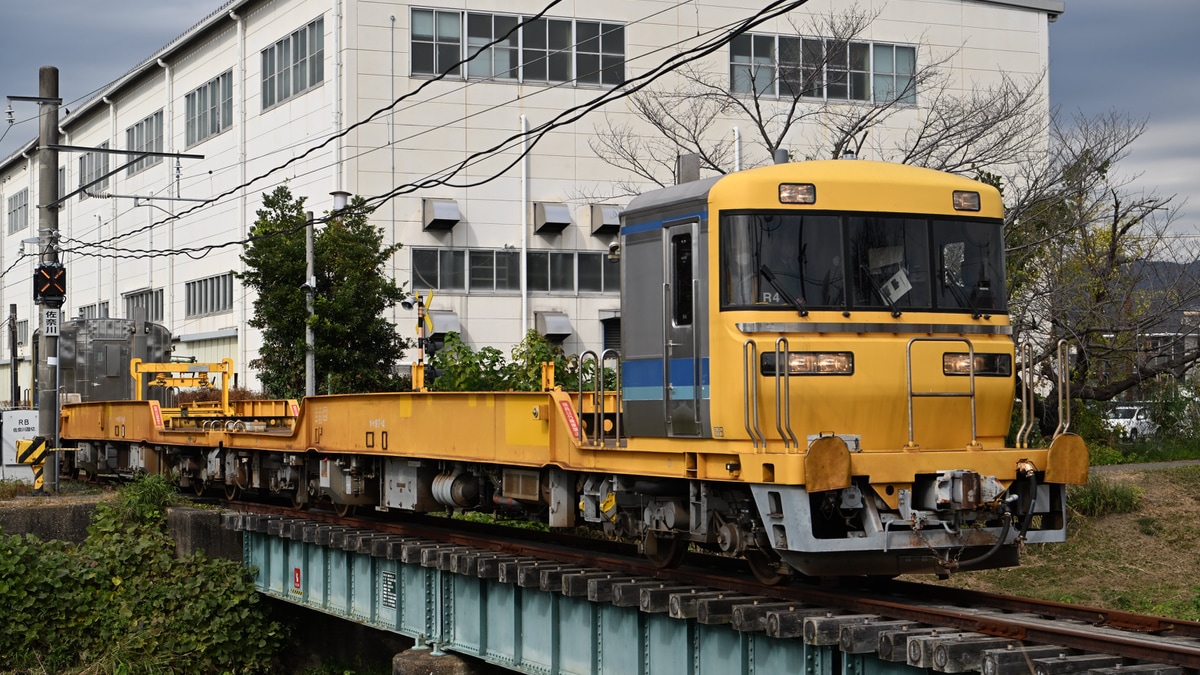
620, 180, 716, 439
58, 319, 172, 404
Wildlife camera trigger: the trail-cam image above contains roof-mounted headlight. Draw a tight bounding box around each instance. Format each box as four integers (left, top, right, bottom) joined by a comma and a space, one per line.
779, 183, 816, 204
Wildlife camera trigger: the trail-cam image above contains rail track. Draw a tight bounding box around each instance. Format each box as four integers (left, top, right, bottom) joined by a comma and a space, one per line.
222, 499, 1200, 673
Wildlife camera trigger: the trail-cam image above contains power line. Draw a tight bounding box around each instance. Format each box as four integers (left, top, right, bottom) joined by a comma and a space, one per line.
52, 0, 811, 266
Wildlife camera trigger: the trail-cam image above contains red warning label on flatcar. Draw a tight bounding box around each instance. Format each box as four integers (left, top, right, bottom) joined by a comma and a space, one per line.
150, 402, 163, 429
559, 400, 580, 438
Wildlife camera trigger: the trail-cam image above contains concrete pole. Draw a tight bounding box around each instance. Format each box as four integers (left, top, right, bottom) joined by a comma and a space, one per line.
305, 211, 315, 398
36, 66, 61, 493
9, 304, 17, 407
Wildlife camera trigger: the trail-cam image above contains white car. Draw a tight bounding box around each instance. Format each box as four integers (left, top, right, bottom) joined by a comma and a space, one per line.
1106, 405, 1155, 441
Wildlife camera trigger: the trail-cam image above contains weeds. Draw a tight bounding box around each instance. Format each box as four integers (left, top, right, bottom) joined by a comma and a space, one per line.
1068, 475, 1143, 517
0, 478, 34, 501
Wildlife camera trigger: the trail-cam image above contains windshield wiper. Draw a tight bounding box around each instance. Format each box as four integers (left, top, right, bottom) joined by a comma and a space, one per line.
759, 264, 808, 317
860, 265, 902, 318
944, 269, 985, 319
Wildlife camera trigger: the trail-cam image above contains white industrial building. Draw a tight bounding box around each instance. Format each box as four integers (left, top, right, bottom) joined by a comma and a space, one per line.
0, 0, 1064, 396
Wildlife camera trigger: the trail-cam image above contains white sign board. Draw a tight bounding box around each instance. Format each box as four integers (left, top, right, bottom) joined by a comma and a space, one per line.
44, 308, 60, 337
1, 410, 39, 482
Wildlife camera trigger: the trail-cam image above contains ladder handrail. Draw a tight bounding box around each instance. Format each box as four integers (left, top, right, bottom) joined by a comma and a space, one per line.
1016, 342, 1035, 449
601, 348, 622, 445
578, 349, 624, 446
774, 338, 799, 449
742, 340, 765, 449
1054, 339, 1072, 438
579, 350, 597, 445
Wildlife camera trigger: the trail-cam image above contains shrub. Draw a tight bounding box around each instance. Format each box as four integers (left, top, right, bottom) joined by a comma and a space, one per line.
1086, 443, 1125, 466
1068, 474, 1143, 517
0, 475, 284, 673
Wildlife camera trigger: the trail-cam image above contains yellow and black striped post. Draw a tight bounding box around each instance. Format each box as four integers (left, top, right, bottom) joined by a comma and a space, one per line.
17, 436, 48, 492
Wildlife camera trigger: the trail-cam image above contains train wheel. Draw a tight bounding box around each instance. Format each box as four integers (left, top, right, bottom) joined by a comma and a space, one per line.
291, 490, 309, 510
192, 479, 207, 497
643, 531, 686, 568
224, 483, 240, 501
333, 502, 356, 518
745, 550, 787, 586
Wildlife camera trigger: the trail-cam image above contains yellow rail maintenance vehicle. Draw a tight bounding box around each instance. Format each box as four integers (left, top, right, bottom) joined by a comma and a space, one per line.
59, 160, 1088, 582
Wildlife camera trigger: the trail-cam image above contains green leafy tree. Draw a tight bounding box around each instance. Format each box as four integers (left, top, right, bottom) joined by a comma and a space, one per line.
240, 186, 411, 397
240, 186, 308, 397
312, 195, 411, 393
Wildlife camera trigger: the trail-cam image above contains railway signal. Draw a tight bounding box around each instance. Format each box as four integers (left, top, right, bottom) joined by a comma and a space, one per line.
33, 262, 66, 305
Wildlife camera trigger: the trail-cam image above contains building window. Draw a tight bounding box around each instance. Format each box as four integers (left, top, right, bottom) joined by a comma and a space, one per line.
730, 34, 776, 96
413, 247, 618, 295
872, 43, 916, 104
466, 13, 518, 80
262, 17, 325, 110
412, 9, 462, 77
577, 252, 619, 293
124, 288, 164, 322
521, 17, 573, 83
527, 251, 576, 293
185, 272, 235, 318
576, 22, 624, 85
79, 302, 110, 319
412, 248, 466, 291
13, 320, 28, 348
468, 250, 521, 291
6, 188, 29, 235
731, 33, 914, 103
412, 10, 625, 86
185, 71, 233, 147
125, 110, 164, 175
78, 142, 110, 200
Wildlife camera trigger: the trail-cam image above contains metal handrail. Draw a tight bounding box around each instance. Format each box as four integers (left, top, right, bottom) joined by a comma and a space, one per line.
906, 337, 978, 448
579, 350, 599, 445
601, 348, 622, 445
1016, 342, 1034, 449
742, 340, 765, 448
773, 338, 799, 449
577, 349, 624, 446
662, 283, 672, 427
1054, 339, 1071, 438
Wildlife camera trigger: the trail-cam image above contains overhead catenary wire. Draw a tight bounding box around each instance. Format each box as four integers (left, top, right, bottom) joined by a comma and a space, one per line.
43, 0, 812, 269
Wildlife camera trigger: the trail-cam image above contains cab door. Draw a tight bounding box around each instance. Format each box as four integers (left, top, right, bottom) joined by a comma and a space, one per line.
664, 221, 701, 436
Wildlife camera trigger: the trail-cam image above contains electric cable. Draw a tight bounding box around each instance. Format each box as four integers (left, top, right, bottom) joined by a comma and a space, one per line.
48, 0, 810, 267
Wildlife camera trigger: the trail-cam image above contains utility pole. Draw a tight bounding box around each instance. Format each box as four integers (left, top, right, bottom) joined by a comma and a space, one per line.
35, 66, 61, 493
9, 305, 17, 407
304, 210, 315, 397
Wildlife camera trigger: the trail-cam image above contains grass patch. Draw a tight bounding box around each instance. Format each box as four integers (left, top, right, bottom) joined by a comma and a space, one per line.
1160, 465, 1200, 493
1068, 475, 1143, 516
1136, 517, 1161, 536
0, 479, 34, 501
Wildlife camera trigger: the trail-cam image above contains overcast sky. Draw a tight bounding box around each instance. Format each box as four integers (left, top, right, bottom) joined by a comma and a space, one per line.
1, 0, 1196, 229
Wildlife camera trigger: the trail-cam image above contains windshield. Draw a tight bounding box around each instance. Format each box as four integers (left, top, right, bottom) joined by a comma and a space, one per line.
1110, 407, 1137, 420
720, 211, 1007, 314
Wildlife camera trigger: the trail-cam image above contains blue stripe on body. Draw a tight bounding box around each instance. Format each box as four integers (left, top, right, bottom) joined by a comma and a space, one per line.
622, 358, 710, 401
620, 210, 706, 236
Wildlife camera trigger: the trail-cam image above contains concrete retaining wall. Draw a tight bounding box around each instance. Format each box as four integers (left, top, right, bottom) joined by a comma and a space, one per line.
0, 499, 99, 543
0, 498, 241, 563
